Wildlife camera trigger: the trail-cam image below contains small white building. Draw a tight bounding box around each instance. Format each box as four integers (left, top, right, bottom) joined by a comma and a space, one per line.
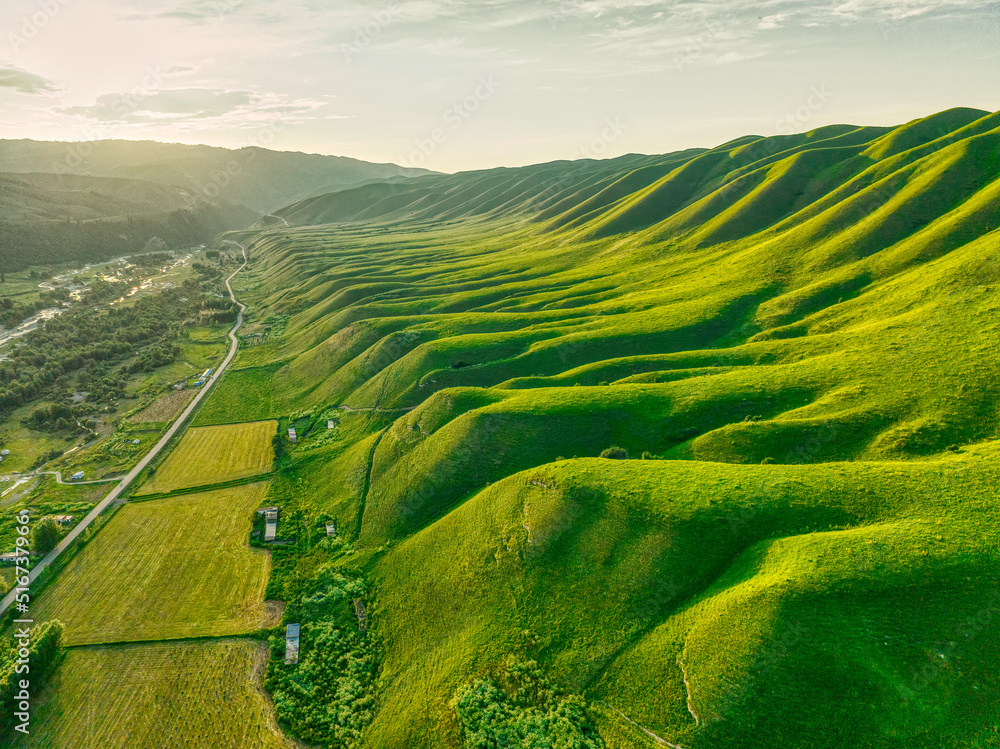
257, 507, 279, 542
288, 428, 297, 444
50, 515, 75, 526
285, 623, 300, 665
326, 522, 337, 537
0, 449, 9, 456
71, 471, 85, 481
327, 420, 336, 430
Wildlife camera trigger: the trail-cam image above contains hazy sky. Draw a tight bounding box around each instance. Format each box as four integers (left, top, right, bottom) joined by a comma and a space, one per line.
1, 0, 998, 172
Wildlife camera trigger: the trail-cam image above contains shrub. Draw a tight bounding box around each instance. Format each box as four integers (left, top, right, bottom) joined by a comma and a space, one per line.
600, 446, 627, 460
32, 517, 62, 554
452, 658, 605, 749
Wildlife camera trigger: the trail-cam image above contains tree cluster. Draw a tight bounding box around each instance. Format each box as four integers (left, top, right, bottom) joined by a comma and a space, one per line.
266, 568, 377, 748
0, 621, 64, 738
0, 286, 202, 421
452, 658, 606, 749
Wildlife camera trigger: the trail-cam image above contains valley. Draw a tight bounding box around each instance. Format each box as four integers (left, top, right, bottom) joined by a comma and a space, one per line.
2, 107, 1000, 748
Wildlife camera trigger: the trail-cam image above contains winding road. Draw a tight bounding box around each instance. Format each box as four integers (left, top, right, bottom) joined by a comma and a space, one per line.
28, 471, 123, 486
0, 243, 249, 616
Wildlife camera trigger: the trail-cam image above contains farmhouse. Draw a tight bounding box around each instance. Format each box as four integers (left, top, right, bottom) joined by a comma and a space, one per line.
327, 420, 335, 429
51, 515, 75, 526
288, 428, 297, 443
285, 623, 300, 665
326, 522, 337, 537
0, 552, 19, 566
71, 471, 85, 481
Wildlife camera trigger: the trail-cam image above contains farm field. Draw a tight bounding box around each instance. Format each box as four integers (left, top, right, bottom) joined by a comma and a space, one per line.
12, 639, 299, 749
130, 388, 195, 424
31, 484, 276, 645
137, 420, 277, 494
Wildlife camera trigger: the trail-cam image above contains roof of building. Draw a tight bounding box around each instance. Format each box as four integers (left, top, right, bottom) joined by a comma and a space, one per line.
286, 623, 300, 638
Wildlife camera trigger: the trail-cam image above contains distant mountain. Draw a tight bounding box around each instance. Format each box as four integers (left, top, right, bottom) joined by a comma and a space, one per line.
0, 171, 256, 272
0, 140, 434, 272
0, 139, 435, 214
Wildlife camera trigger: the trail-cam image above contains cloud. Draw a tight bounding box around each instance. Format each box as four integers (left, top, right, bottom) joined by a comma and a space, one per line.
0, 67, 56, 94
57, 87, 327, 128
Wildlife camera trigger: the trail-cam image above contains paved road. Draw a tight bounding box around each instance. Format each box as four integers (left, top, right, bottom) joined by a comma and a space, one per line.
0, 243, 249, 616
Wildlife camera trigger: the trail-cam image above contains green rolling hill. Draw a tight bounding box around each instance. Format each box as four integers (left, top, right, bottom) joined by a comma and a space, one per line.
21, 106, 999, 748
198, 105, 1000, 749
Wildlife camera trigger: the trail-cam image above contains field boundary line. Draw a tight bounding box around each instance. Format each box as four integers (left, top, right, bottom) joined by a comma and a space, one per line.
61, 630, 274, 651
0, 242, 250, 618
130, 474, 275, 502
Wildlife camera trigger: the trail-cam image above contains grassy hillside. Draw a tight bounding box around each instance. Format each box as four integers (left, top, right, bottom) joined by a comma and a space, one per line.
199, 106, 1000, 749
21, 107, 1000, 748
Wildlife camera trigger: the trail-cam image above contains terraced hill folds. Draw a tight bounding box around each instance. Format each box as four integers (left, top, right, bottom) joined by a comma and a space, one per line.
216, 107, 1000, 749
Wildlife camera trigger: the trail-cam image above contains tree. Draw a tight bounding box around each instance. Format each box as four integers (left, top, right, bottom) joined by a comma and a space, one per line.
32, 518, 62, 555
599, 446, 627, 460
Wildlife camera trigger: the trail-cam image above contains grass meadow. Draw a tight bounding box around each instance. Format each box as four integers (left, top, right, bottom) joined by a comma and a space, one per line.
32, 484, 276, 645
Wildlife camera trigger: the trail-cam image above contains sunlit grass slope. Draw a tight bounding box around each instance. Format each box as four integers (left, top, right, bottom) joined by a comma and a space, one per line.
207, 107, 1000, 748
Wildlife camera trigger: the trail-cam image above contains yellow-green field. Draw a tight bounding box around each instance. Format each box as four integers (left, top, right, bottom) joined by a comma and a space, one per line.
32, 484, 277, 646
14, 640, 299, 749
137, 420, 277, 494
